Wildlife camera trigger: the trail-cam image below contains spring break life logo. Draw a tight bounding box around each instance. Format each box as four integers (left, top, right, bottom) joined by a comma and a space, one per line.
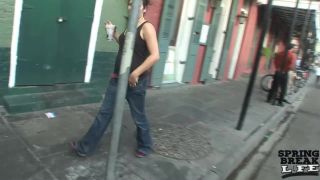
278, 150, 319, 178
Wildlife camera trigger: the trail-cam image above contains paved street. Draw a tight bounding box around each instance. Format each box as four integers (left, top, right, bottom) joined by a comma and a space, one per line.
0, 77, 305, 180
248, 82, 320, 180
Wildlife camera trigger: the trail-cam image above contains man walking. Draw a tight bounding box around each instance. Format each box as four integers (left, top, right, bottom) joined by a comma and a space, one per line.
267, 44, 297, 106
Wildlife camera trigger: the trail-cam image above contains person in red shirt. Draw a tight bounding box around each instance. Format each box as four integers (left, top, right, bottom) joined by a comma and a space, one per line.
267, 44, 297, 106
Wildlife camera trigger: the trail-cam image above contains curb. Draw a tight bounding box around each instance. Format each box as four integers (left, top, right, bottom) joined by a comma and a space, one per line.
234, 113, 295, 180
202, 83, 309, 180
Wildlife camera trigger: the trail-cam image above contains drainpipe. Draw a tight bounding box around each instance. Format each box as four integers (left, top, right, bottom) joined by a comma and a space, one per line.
215, 0, 240, 80
236, 0, 273, 130
105, 0, 141, 179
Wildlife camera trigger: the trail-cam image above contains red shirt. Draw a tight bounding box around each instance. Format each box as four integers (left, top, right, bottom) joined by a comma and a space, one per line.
274, 51, 296, 72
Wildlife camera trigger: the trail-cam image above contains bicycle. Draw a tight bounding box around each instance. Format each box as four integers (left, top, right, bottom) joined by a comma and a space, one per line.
260, 70, 308, 93
260, 74, 274, 92
260, 73, 293, 105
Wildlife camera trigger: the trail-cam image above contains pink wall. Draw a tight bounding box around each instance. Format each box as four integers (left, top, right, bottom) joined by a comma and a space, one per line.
223, 0, 245, 80
233, 2, 259, 79
230, 4, 299, 79
145, 0, 163, 32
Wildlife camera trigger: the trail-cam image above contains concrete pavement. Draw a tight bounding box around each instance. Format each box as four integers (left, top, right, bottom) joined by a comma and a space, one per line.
229, 77, 319, 180
227, 81, 311, 180
0, 77, 306, 180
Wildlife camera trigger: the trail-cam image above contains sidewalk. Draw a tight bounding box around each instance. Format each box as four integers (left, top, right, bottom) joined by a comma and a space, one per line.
0, 77, 304, 180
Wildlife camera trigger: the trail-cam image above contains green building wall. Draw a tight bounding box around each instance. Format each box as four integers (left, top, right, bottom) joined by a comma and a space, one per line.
0, 0, 128, 105
0, 0, 14, 104
91, 0, 128, 88
96, 0, 128, 52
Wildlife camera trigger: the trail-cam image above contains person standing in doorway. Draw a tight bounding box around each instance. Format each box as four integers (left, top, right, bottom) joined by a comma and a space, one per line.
267, 43, 297, 106
71, 0, 159, 158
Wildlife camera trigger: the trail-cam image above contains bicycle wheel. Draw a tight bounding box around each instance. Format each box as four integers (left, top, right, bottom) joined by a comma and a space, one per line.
260, 74, 274, 92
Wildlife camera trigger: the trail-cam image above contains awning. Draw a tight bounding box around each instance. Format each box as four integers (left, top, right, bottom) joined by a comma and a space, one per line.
272, 6, 317, 38
257, 0, 320, 40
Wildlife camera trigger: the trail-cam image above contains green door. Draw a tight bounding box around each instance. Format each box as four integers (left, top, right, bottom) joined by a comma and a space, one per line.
16, 0, 60, 85
150, 0, 181, 87
182, 0, 207, 83
16, 0, 95, 85
57, 0, 95, 83
200, 0, 222, 81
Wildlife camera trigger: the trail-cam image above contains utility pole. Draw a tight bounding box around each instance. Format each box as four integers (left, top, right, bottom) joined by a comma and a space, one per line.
301, 0, 312, 47
105, 0, 141, 180
288, 0, 301, 46
236, 0, 273, 130
300, 0, 313, 68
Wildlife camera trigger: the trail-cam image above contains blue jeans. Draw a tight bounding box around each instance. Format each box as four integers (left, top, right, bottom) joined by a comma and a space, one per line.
77, 77, 152, 155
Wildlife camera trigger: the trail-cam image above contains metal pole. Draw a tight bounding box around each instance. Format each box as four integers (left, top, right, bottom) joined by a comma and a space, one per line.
300, 0, 312, 67
301, 0, 312, 46
106, 0, 141, 179
236, 0, 273, 130
287, 0, 300, 46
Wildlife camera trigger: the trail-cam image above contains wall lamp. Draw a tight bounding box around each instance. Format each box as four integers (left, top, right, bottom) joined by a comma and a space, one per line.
238, 8, 248, 24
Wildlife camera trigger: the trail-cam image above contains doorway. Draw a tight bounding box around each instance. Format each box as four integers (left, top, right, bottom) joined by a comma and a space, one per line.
15, 0, 96, 86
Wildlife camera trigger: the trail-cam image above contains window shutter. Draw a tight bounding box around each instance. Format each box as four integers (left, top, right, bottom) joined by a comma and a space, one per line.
150, 0, 180, 87
182, 0, 207, 83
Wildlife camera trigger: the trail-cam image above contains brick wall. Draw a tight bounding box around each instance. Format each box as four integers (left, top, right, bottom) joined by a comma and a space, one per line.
145, 0, 164, 32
